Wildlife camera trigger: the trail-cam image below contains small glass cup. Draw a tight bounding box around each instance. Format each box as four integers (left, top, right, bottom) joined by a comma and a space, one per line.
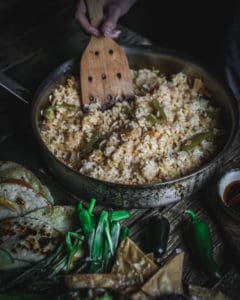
217, 168, 240, 221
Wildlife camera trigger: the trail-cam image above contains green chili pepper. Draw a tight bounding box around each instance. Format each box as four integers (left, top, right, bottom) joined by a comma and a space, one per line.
110, 210, 131, 222
56, 104, 78, 111
146, 113, 160, 126
181, 132, 214, 151
184, 210, 221, 280
82, 130, 103, 155
43, 106, 55, 121
121, 105, 130, 114
152, 99, 167, 120
148, 216, 170, 258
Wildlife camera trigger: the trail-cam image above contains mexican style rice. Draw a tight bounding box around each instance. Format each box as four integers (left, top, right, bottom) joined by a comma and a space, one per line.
40, 69, 224, 184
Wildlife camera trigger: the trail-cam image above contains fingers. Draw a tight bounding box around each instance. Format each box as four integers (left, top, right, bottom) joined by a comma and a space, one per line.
106, 29, 122, 39
101, 4, 122, 38
75, 0, 100, 36
101, 0, 138, 38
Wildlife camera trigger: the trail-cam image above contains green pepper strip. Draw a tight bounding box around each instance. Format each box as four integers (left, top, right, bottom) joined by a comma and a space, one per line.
103, 220, 121, 273
65, 232, 84, 271
88, 198, 96, 216
110, 210, 131, 222
90, 210, 108, 273
121, 105, 130, 114
103, 219, 122, 273
82, 131, 103, 155
77, 202, 95, 257
110, 221, 121, 252
146, 113, 160, 126
181, 132, 214, 151
105, 219, 114, 255
102, 237, 110, 273
56, 104, 78, 111
152, 99, 167, 120
43, 106, 55, 121
119, 226, 130, 243
184, 210, 221, 280
77, 203, 95, 239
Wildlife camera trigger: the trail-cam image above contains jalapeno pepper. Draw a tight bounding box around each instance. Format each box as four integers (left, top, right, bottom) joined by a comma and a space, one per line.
184, 210, 221, 280
81, 130, 104, 155
56, 104, 78, 111
152, 99, 167, 121
43, 106, 55, 121
148, 216, 170, 258
181, 132, 214, 151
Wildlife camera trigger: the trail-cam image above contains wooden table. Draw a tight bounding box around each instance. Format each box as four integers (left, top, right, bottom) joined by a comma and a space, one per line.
1, 1, 240, 299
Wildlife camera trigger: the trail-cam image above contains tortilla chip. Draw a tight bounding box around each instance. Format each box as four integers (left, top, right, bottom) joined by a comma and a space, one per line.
111, 237, 158, 293
146, 252, 154, 261
65, 274, 121, 290
141, 252, 184, 297
130, 290, 151, 300
188, 285, 229, 300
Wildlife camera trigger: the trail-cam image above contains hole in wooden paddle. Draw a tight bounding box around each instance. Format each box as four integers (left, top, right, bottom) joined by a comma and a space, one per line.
109, 49, 114, 55
95, 51, 99, 56
102, 73, 107, 80
89, 95, 94, 102
117, 72, 122, 79
88, 76, 93, 82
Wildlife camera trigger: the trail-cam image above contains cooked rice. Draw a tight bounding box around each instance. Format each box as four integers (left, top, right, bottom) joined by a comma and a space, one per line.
40, 69, 224, 184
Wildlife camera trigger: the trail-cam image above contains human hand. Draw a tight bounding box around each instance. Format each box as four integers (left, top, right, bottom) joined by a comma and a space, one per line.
75, 0, 137, 39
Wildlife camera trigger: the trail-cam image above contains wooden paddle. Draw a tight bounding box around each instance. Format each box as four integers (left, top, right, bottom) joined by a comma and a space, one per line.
80, 0, 134, 109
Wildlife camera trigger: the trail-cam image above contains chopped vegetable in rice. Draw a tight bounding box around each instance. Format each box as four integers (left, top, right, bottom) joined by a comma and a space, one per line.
40, 70, 224, 184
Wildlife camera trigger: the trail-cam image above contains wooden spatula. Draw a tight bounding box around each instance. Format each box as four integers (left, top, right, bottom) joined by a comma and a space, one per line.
80, 0, 134, 109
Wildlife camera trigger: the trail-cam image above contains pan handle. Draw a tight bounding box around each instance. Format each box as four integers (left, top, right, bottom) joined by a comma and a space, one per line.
0, 71, 30, 105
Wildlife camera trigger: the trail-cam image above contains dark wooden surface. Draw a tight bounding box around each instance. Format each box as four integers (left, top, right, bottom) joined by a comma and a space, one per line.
0, 1, 240, 299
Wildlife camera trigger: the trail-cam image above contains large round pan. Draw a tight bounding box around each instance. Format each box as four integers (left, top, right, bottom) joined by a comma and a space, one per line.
1, 46, 239, 207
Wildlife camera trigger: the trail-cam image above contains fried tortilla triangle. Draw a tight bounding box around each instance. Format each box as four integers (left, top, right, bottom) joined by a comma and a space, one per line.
111, 237, 158, 293
141, 252, 184, 297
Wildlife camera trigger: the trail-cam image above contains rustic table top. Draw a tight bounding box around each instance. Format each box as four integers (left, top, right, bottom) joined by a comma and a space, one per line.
1, 1, 240, 299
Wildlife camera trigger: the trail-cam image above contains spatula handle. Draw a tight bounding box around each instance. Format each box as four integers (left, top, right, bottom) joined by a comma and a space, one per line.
86, 0, 104, 28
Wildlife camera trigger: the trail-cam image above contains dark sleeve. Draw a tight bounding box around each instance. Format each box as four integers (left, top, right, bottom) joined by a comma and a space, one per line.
225, 3, 240, 100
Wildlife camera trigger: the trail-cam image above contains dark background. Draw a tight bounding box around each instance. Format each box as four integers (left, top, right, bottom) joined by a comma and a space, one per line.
1, 2, 240, 299
122, 0, 238, 71
0, 0, 238, 70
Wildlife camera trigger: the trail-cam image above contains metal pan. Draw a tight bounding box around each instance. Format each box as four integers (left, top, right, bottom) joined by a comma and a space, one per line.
0, 46, 238, 207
